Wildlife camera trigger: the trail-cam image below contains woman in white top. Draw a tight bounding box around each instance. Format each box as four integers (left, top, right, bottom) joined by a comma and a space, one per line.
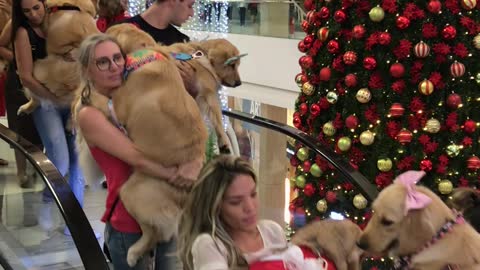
178, 155, 289, 270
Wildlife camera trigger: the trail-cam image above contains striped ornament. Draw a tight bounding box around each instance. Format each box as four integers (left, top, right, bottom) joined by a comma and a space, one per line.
474, 34, 480, 49
450, 61, 465, 78
461, 0, 477, 10
317, 27, 329, 41
418, 79, 434, 95
414, 41, 430, 58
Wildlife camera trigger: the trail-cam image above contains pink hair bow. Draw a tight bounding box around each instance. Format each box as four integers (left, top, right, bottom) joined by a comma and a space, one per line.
394, 170, 432, 215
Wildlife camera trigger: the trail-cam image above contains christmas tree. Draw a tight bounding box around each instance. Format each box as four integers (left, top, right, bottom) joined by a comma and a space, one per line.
290, 0, 480, 267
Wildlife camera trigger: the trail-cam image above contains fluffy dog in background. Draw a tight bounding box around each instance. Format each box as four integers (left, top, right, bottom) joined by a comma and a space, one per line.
358, 171, 480, 270
292, 219, 364, 270
448, 187, 480, 233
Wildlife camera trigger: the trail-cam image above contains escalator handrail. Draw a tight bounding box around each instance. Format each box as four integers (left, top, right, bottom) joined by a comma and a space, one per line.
222, 109, 379, 201
0, 123, 109, 269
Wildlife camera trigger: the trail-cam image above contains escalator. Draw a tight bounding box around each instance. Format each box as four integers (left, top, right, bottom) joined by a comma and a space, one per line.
0, 109, 378, 269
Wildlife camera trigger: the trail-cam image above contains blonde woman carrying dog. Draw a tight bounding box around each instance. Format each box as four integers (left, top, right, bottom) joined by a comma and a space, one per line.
75, 33, 194, 270
178, 155, 329, 270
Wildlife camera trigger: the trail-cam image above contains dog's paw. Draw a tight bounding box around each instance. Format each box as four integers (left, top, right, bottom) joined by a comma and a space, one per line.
126, 251, 140, 267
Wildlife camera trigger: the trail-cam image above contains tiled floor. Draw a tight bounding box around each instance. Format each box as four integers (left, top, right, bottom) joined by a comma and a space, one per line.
0, 117, 108, 269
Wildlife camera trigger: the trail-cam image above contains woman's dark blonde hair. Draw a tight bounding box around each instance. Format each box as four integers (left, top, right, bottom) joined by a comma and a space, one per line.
178, 155, 257, 270
76, 33, 123, 105
97, 0, 124, 18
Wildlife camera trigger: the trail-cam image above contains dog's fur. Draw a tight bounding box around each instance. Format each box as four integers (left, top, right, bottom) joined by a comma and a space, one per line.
358, 181, 480, 269
18, 0, 98, 114
291, 219, 364, 270
0, 0, 11, 33
74, 42, 208, 267
448, 187, 480, 233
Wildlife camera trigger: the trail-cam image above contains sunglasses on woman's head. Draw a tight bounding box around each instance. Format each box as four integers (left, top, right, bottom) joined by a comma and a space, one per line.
95, 53, 125, 71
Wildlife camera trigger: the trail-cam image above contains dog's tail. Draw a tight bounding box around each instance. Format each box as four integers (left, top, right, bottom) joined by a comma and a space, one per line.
76, 131, 105, 188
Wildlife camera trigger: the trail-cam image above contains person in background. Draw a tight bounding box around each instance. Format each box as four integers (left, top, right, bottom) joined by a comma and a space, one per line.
96, 0, 130, 33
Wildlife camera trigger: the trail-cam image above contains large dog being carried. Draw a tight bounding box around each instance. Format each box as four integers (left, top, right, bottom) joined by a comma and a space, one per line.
74, 24, 245, 266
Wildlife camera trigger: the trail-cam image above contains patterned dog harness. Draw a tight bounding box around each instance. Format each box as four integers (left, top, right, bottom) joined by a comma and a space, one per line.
123, 49, 165, 80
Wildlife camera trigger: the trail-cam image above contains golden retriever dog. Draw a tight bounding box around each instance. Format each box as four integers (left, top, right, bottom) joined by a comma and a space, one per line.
291, 219, 364, 270
76, 45, 208, 267
358, 170, 480, 270
18, 0, 98, 115
448, 187, 480, 233
106, 23, 244, 153
0, 0, 11, 32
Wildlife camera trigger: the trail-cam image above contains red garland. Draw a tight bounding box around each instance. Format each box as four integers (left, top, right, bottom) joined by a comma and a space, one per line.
460, 17, 479, 35
418, 134, 431, 145
403, 3, 425, 20
425, 141, 439, 154
391, 80, 406, 94
463, 137, 473, 147
386, 121, 401, 139
409, 97, 425, 112
445, 0, 461, 14
368, 72, 385, 89
381, 0, 398, 13
429, 72, 445, 90
375, 172, 394, 188
433, 43, 451, 55
397, 156, 415, 171
422, 23, 439, 39
393, 40, 412, 60
365, 105, 380, 124
453, 43, 469, 58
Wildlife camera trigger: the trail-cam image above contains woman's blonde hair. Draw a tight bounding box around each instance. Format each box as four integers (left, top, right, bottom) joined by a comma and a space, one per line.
178, 155, 257, 270
76, 33, 124, 105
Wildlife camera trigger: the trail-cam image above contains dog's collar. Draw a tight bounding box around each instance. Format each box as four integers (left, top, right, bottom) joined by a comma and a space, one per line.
394, 212, 465, 270
48, 5, 81, 14
171, 51, 204, 61
123, 49, 165, 80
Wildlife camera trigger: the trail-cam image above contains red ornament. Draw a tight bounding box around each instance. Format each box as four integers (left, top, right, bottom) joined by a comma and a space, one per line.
343, 51, 358, 65
306, 11, 317, 24
363, 57, 377, 70
450, 61, 465, 78
318, 7, 330, 19
447, 93, 462, 109
295, 73, 308, 86
310, 103, 321, 116
333, 10, 347, 23
427, 0, 442, 13
304, 0, 314, 11
464, 120, 477, 133
378, 32, 391, 45
303, 183, 315, 197
326, 191, 337, 203
327, 40, 340, 54
303, 160, 312, 172
319, 67, 331, 81
293, 116, 302, 128
299, 103, 308, 115
304, 35, 314, 46
390, 63, 405, 78
414, 41, 430, 58
298, 41, 307, 53
317, 27, 329, 41
420, 159, 433, 172
352, 25, 366, 39
461, 0, 477, 10
396, 129, 413, 144
389, 103, 405, 117
345, 115, 359, 129
345, 74, 358, 87
299, 56, 314, 69
442, 26, 457, 40
396, 16, 410, 30
290, 155, 300, 167
301, 20, 311, 33
467, 156, 480, 170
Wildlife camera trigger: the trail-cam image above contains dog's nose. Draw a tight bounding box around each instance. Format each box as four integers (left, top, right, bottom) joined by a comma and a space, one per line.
356, 239, 368, 250
234, 80, 242, 87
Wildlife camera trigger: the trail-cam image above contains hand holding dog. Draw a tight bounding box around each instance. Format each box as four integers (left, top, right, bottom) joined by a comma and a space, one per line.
0, 0, 8, 10
169, 158, 203, 188
176, 61, 199, 98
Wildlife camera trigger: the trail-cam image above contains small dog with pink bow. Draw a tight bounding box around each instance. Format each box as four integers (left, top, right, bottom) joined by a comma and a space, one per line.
358, 171, 480, 270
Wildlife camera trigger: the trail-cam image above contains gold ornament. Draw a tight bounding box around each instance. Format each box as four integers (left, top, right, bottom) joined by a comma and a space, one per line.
337, 137, 352, 152
296, 147, 309, 161
377, 158, 393, 172
326, 91, 338, 104
446, 144, 460, 157
353, 194, 368, 209
356, 88, 372, 103
302, 82, 315, 96
425, 118, 441, 133
296, 175, 306, 188
475, 73, 480, 85
316, 199, 328, 213
474, 34, 480, 49
418, 79, 434, 95
323, 121, 336, 136
359, 130, 375, 145
369, 6, 385, 22
438, 180, 453, 195
310, 163, 323, 177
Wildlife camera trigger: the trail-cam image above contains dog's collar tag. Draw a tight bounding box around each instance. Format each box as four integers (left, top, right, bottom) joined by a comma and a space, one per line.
123, 49, 164, 80
171, 51, 204, 61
